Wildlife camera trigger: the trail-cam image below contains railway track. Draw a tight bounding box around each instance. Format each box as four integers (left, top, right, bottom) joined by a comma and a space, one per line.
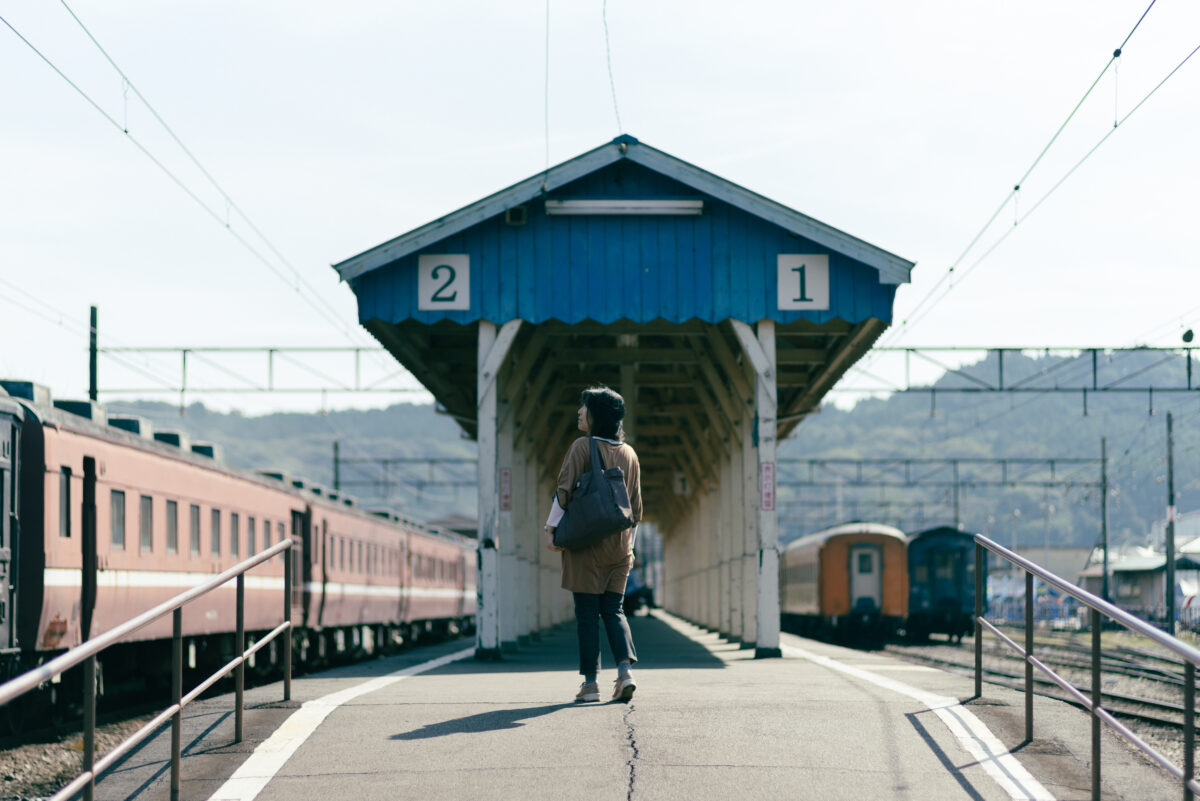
886, 632, 1197, 732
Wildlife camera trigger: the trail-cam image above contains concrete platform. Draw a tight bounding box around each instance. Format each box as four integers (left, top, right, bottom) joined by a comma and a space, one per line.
92, 611, 1178, 801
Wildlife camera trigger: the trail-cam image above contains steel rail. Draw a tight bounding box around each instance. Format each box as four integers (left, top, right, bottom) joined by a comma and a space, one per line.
975, 534, 1200, 801
0, 538, 294, 801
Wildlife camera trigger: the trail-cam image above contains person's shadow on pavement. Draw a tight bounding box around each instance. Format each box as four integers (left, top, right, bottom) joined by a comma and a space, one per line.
390, 703, 587, 739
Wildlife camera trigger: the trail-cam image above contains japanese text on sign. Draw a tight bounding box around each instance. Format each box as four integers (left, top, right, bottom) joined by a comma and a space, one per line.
499, 468, 512, 511
760, 461, 776, 511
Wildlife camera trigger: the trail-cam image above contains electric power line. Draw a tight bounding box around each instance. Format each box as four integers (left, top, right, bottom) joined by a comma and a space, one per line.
0, 10, 378, 362
601, 0, 622, 133
894, 34, 1200, 344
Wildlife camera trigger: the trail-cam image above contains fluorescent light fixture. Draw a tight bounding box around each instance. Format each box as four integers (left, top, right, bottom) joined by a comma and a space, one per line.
544, 199, 704, 216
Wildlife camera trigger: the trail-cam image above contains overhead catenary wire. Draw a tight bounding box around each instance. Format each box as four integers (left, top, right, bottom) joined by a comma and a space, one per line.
897, 39, 1200, 340
55, 1, 369, 351
1, 8, 389, 376
877, 0, 1160, 348
601, 0, 622, 133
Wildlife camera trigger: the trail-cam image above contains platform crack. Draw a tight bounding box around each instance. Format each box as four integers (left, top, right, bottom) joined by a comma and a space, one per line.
623, 702, 639, 801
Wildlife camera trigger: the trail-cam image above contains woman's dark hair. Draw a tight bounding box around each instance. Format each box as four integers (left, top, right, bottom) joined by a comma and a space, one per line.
581, 385, 625, 441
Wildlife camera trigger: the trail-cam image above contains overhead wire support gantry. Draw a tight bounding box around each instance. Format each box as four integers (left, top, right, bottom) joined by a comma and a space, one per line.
835, 345, 1199, 414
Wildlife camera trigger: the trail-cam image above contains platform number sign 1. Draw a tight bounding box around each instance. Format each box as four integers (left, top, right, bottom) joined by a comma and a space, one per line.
418, 255, 470, 311
776, 254, 829, 311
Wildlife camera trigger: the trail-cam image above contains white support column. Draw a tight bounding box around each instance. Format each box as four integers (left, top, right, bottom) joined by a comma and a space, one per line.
732, 319, 781, 658
740, 411, 757, 646
719, 451, 733, 638
724, 414, 742, 641
498, 398, 517, 651
476, 319, 521, 660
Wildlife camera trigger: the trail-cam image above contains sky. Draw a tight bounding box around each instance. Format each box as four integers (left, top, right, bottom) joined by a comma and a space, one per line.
2, 0, 1199, 416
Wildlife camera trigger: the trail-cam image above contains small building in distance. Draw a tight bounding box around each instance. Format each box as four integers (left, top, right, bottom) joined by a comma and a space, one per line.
1078, 552, 1200, 621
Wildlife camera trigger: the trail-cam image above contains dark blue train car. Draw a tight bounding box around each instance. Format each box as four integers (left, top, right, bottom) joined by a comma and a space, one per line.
905, 526, 983, 643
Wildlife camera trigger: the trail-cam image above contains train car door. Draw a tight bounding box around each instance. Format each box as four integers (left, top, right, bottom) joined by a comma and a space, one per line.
849, 545, 882, 613
0, 405, 18, 652
933, 547, 963, 607
316, 517, 327, 628
81, 457, 97, 641
456, 552, 467, 618
290, 509, 311, 627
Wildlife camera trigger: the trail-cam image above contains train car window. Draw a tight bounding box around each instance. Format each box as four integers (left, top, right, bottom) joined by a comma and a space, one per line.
357, 541, 363, 573
262, 518, 270, 550
857, 553, 872, 574
139, 495, 153, 554
190, 504, 201, 556
231, 513, 240, 558
59, 467, 72, 537
110, 490, 126, 549
211, 509, 222, 556
277, 522, 285, 561
339, 537, 345, 571
166, 500, 179, 554
248, 517, 256, 556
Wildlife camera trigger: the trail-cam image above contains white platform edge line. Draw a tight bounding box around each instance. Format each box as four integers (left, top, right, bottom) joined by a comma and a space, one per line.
204, 646, 474, 801
781, 644, 1056, 801
647, 612, 1053, 801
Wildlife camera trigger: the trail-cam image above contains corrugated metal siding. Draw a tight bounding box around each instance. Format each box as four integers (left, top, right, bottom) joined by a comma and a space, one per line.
353, 161, 896, 326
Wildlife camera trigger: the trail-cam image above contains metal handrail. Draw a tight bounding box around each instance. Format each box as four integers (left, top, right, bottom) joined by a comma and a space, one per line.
974, 534, 1198, 801
0, 538, 294, 801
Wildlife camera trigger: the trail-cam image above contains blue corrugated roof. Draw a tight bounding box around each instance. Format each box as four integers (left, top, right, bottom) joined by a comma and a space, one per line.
335, 135, 913, 326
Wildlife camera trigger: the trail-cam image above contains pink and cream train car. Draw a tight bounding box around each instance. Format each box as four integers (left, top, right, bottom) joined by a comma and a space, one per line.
0, 382, 475, 688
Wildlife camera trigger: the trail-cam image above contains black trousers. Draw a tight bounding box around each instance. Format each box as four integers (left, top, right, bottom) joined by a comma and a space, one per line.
573, 591, 638, 678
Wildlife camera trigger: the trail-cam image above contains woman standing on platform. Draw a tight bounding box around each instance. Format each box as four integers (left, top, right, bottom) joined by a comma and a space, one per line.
544, 385, 642, 703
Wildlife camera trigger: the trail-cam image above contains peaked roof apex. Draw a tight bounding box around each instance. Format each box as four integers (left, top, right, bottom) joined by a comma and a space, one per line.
333, 135, 913, 285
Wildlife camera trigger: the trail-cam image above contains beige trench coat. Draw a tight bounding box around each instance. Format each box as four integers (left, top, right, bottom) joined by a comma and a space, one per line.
555, 436, 643, 594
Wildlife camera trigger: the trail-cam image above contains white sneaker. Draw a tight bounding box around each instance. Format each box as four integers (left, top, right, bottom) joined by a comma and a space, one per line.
612, 672, 636, 702
575, 681, 600, 703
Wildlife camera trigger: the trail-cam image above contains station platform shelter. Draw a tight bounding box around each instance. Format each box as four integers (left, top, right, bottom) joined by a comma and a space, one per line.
332, 135, 915, 658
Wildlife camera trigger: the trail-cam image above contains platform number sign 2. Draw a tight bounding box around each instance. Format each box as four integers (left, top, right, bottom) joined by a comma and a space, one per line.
776, 254, 829, 311
418, 255, 470, 311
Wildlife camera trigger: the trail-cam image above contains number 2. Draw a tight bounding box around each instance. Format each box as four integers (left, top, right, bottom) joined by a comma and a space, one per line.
792, 264, 813, 302
431, 265, 457, 302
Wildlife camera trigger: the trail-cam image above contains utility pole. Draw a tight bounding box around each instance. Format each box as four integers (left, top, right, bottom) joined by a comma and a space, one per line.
1166, 413, 1176, 635
953, 461, 960, 529
1101, 437, 1109, 602
333, 439, 340, 490
88, 305, 98, 402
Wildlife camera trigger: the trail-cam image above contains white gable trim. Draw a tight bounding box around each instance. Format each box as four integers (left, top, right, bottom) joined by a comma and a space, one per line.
332, 137, 914, 285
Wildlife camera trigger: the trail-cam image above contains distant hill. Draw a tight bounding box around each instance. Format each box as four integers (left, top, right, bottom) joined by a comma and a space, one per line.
108, 348, 1198, 550
780, 349, 1199, 553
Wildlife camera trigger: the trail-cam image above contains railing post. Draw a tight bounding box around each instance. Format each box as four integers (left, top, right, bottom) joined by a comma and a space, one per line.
284, 542, 292, 702
1090, 607, 1101, 801
974, 541, 983, 699
83, 655, 96, 801
1186, 661, 1195, 801
1025, 570, 1034, 741
235, 573, 245, 743
171, 609, 182, 801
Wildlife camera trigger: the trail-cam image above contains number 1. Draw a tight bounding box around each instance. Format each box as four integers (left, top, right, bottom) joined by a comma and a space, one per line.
792, 264, 813, 302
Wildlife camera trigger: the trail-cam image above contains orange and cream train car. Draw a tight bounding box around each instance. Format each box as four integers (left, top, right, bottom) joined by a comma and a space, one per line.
0, 382, 475, 700
778, 522, 908, 644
